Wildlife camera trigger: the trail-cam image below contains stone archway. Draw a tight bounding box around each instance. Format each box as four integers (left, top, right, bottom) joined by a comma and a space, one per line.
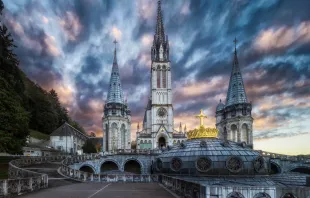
281, 193, 297, 198
79, 165, 95, 173
124, 159, 141, 174
158, 137, 166, 148
227, 192, 244, 198
290, 166, 310, 174
101, 161, 119, 173
270, 162, 281, 174
254, 192, 271, 198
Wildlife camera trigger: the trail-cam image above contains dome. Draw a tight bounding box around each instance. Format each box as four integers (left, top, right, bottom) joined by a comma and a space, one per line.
153, 138, 268, 176
216, 101, 225, 111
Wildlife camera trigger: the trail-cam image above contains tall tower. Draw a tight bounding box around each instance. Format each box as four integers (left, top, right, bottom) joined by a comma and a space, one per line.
102, 40, 131, 152
150, 0, 173, 148
215, 38, 253, 147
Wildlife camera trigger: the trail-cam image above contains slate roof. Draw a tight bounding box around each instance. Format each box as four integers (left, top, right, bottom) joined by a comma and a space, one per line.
106, 44, 125, 104
225, 41, 248, 106
50, 122, 88, 138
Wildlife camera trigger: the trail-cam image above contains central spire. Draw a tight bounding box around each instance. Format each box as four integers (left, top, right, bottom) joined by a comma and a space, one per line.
155, 0, 165, 43
151, 0, 169, 62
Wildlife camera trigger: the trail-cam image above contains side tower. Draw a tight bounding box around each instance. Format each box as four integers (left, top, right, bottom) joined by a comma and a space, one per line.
102, 41, 131, 152
215, 39, 253, 147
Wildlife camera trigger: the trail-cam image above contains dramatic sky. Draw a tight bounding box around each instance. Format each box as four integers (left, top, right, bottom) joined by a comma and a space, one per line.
2, 0, 310, 155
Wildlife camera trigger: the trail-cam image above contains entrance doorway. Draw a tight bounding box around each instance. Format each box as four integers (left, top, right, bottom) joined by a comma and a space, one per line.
158, 137, 166, 149
124, 160, 141, 174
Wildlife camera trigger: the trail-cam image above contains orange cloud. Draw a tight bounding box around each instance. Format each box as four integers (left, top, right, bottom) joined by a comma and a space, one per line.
44, 35, 60, 56
110, 26, 122, 41
254, 21, 310, 51
175, 76, 226, 98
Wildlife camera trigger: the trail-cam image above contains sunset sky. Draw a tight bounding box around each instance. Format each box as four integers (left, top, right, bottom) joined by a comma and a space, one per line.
2, 0, 310, 155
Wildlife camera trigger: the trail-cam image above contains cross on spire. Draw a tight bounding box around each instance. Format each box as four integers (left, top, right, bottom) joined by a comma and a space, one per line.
196, 109, 207, 127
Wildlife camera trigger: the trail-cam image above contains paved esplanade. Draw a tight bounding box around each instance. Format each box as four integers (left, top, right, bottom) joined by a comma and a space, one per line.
20, 182, 174, 198
20, 163, 174, 198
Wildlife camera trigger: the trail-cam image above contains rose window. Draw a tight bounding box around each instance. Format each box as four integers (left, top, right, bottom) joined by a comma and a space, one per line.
171, 158, 182, 171
157, 108, 167, 117
226, 156, 243, 173
196, 157, 212, 172
253, 156, 265, 173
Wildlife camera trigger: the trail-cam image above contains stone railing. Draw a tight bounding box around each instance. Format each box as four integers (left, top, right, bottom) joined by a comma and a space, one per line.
0, 155, 66, 197
60, 156, 153, 182
159, 174, 205, 198
109, 149, 162, 155
256, 150, 310, 163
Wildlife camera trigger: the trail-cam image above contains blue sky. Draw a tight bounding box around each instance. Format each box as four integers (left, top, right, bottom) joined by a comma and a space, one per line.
2, 0, 310, 154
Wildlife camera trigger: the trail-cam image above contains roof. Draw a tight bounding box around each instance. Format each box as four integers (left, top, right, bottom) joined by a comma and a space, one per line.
225, 41, 248, 106
216, 100, 225, 112
106, 43, 125, 104
50, 122, 88, 139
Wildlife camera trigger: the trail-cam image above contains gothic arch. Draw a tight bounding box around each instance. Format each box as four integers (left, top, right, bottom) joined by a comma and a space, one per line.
123, 158, 143, 174
230, 124, 237, 141
241, 123, 249, 143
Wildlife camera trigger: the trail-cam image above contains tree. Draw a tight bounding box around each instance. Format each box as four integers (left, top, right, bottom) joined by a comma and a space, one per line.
69, 120, 86, 134
82, 140, 97, 154
0, 0, 30, 154
89, 132, 96, 137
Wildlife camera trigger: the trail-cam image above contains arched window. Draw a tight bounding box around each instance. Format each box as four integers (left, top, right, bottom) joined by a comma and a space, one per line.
162, 66, 166, 88
241, 124, 249, 143
231, 124, 237, 142
157, 66, 161, 88
121, 124, 126, 149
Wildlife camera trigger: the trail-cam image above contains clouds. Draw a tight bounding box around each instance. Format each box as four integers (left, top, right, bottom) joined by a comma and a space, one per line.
2, 0, 310, 153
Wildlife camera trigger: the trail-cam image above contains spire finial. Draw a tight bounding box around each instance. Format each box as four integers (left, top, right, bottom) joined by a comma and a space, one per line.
233, 37, 237, 49
113, 39, 118, 64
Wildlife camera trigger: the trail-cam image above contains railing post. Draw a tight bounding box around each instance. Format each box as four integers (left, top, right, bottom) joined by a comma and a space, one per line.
3, 180, 8, 196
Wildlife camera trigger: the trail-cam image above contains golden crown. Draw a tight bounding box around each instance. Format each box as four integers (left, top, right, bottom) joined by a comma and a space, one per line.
186, 109, 219, 139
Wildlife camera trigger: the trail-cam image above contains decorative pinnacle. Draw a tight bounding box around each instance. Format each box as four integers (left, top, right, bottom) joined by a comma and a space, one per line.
113, 39, 118, 64
233, 37, 238, 65
196, 109, 207, 127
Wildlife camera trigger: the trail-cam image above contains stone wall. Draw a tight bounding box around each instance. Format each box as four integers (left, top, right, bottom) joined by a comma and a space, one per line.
0, 155, 65, 197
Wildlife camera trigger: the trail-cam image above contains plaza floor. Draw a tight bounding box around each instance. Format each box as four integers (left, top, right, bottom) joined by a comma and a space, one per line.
20, 182, 175, 198
19, 163, 175, 198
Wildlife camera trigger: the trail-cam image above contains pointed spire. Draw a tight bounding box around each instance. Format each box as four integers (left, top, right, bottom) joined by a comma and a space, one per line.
179, 122, 182, 133
155, 0, 165, 43
225, 38, 248, 106
184, 124, 187, 133
106, 39, 124, 104
151, 0, 169, 62
137, 122, 140, 131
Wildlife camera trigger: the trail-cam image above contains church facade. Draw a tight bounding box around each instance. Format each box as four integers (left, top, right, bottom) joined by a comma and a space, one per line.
102, 42, 131, 152
136, 1, 186, 149
215, 40, 253, 147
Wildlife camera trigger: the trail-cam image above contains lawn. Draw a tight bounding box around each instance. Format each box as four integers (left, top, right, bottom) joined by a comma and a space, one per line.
29, 129, 50, 140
